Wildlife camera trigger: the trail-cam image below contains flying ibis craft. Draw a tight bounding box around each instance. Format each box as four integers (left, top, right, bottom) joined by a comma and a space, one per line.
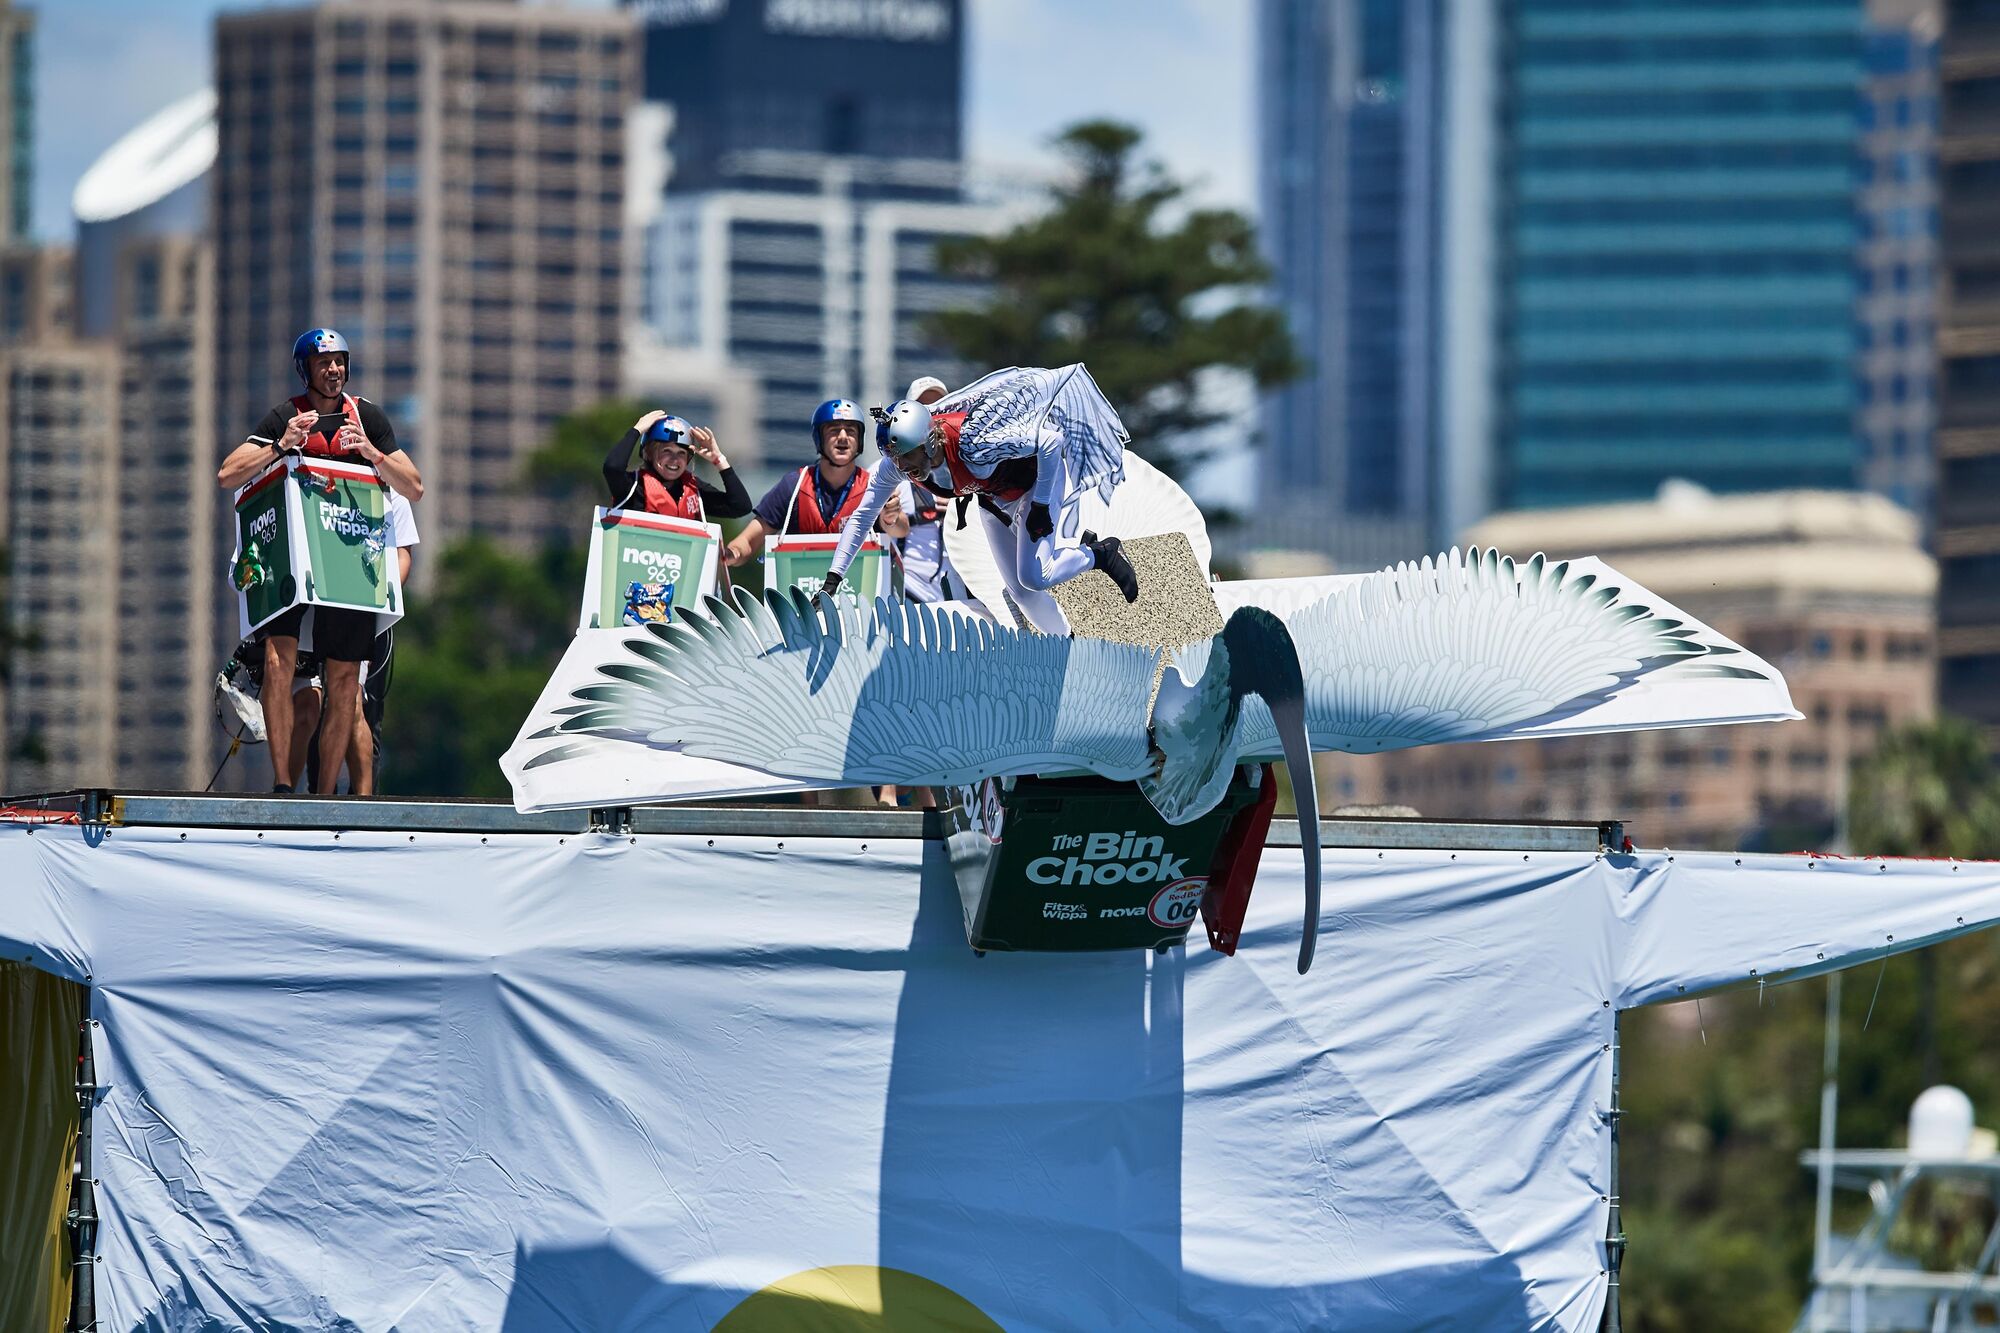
505, 550, 1797, 971
504, 364, 1798, 971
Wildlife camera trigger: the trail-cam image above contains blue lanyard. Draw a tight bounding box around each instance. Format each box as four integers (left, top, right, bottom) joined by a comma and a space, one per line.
813, 466, 854, 521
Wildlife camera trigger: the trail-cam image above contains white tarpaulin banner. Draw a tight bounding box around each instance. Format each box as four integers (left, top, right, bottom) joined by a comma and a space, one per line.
2, 822, 1994, 1330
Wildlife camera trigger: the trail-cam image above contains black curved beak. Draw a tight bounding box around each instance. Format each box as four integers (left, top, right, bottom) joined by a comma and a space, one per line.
1222, 608, 1322, 974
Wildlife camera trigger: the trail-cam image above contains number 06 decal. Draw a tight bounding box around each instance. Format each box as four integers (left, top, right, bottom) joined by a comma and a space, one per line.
1147, 877, 1207, 929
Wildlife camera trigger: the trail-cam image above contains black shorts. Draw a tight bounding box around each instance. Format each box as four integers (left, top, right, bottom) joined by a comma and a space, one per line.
257, 605, 378, 664
361, 628, 394, 729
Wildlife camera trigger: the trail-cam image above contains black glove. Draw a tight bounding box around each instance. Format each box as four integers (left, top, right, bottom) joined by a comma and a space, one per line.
819, 571, 842, 598
1025, 501, 1053, 541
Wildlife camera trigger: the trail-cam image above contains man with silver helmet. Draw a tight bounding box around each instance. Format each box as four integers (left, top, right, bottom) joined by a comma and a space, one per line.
881, 375, 969, 608
821, 364, 1139, 635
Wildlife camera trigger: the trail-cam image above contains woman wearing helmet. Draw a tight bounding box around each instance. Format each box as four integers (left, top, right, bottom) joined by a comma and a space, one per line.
603, 409, 751, 522
821, 365, 1139, 636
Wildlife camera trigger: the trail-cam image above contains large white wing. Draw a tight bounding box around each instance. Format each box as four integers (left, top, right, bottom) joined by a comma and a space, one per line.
1222, 547, 1797, 757
506, 590, 1161, 804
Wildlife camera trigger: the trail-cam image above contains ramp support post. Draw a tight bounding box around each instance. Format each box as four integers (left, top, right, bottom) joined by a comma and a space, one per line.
67, 1000, 99, 1332
1602, 1010, 1625, 1333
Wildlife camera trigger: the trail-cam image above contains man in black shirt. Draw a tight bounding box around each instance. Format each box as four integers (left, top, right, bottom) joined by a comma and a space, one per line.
216, 328, 423, 794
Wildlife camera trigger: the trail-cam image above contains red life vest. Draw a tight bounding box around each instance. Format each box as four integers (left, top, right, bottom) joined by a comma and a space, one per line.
785, 464, 872, 535
933, 412, 1034, 503
289, 393, 366, 460
906, 481, 944, 525
637, 471, 705, 522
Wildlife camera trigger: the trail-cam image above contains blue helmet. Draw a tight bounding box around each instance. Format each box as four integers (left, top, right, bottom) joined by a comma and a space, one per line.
811, 398, 865, 455
644, 415, 693, 447
292, 328, 349, 385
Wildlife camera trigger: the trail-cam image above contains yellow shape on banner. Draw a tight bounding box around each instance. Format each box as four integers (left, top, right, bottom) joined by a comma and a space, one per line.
714, 1265, 1000, 1332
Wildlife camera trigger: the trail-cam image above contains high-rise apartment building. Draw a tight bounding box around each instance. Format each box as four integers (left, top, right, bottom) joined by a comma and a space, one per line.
1936, 0, 2000, 735
0, 245, 68, 343
0, 1, 32, 242
0, 336, 118, 792
646, 153, 1019, 459
1492, 1, 1865, 510
0, 93, 215, 794
213, 1, 638, 552
1256, 0, 1443, 569
630, 0, 1003, 468
1859, 1, 1943, 526
629, 0, 962, 193
109, 234, 215, 786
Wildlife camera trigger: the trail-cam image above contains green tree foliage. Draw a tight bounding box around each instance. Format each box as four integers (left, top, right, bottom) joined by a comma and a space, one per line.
522, 397, 652, 509
1619, 719, 2000, 1330
382, 398, 630, 797
927, 120, 1297, 478
382, 535, 582, 798
1849, 717, 2000, 859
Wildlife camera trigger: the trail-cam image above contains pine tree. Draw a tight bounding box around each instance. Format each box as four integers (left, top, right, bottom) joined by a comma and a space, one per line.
928, 121, 1297, 479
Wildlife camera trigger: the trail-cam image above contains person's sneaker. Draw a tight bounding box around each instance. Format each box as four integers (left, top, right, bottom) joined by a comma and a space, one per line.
271, 783, 294, 795
1082, 530, 1139, 603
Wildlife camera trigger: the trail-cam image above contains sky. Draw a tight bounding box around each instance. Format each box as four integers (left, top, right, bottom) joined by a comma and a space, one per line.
32, 0, 1255, 242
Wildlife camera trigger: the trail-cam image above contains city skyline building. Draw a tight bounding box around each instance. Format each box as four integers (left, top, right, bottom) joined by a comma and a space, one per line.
0, 0, 31, 243
643, 151, 1021, 465
0, 243, 66, 343
106, 231, 215, 788
627, 0, 962, 195
1491, 0, 1867, 511
1935, 0, 2000, 738
213, 0, 638, 557
1857, 0, 1943, 529
74, 88, 215, 339
0, 317, 115, 794
1256, 0, 1444, 570
1319, 486, 1937, 850
629, 0, 1008, 468
0, 92, 216, 794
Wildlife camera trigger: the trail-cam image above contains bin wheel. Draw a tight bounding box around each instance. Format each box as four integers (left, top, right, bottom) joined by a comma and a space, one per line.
1155, 943, 1171, 955
278, 575, 296, 603
972, 949, 987, 958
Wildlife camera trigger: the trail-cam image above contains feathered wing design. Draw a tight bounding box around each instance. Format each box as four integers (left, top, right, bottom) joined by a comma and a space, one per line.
936, 364, 1129, 502
506, 547, 1794, 828
1230, 547, 1773, 759
525, 588, 1161, 788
